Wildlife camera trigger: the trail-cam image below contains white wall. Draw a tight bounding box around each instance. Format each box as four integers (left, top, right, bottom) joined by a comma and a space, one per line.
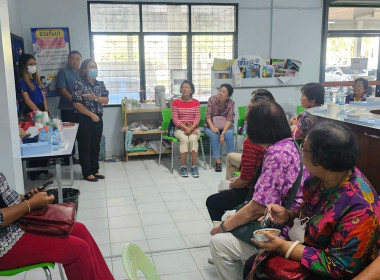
9, 0, 324, 157
1, 0, 24, 192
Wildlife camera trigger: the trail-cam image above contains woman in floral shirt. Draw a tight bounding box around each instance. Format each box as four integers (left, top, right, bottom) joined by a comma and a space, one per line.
73, 59, 109, 182
248, 121, 380, 279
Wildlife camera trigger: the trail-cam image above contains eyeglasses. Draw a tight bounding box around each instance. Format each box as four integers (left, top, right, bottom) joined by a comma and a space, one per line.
300, 142, 311, 153
69, 58, 82, 61
353, 85, 364, 89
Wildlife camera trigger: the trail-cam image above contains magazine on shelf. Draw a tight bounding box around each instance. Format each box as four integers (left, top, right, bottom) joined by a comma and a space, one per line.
284, 59, 302, 72
262, 65, 274, 78
213, 59, 230, 71
271, 59, 286, 70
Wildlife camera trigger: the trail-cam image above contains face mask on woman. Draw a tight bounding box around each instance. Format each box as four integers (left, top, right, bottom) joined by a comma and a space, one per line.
88, 69, 98, 79
27, 65, 37, 74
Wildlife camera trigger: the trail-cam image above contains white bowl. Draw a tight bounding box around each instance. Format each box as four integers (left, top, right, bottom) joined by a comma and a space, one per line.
253, 228, 280, 241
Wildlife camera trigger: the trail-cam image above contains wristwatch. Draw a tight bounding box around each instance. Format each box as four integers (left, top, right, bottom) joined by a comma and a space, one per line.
220, 221, 228, 232
94, 97, 98, 102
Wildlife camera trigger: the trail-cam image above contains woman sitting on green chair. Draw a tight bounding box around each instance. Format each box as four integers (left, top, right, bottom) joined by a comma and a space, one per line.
172, 80, 201, 178
204, 84, 235, 172
0, 172, 114, 280
290, 83, 324, 139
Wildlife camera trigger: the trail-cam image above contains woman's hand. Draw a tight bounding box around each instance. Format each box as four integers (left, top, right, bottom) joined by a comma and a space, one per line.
91, 113, 100, 122
28, 192, 54, 210
290, 117, 297, 127
83, 92, 97, 100
211, 126, 219, 133
25, 187, 40, 200
210, 225, 224, 236
219, 134, 225, 144
258, 203, 290, 225
252, 232, 288, 253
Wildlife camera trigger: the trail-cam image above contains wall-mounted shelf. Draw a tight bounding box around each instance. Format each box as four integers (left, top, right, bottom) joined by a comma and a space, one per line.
213, 77, 303, 89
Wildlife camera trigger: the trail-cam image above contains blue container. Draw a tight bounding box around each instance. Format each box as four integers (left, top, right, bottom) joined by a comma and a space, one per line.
20, 142, 52, 156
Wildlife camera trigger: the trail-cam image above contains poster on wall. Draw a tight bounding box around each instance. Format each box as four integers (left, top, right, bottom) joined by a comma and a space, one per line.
10, 33, 25, 86
31, 27, 70, 94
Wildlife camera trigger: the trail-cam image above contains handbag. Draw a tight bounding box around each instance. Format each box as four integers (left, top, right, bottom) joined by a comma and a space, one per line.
246, 251, 310, 280
231, 140, 303, 247
19, 202, 76, 238
212, 116, 227, 130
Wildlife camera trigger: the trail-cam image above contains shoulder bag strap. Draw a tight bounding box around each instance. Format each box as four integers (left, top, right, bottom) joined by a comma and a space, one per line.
283, 139, 303, 210
244, 160, 263, 202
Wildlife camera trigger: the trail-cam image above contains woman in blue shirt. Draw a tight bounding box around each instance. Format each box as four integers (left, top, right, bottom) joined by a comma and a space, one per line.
345, 78, 369, 103
18, 54, 48, 115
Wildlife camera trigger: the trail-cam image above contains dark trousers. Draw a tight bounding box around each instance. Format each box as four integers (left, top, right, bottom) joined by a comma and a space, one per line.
61, 109, 76, 158
206, 187, 249, 221
75, 114, 103, 178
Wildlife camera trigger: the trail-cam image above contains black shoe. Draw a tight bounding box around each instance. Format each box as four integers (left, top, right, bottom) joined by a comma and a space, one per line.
84, 176, 98, 182
94, 173, 105, 179
215, 162, 222, 172
73, 158, 80, 165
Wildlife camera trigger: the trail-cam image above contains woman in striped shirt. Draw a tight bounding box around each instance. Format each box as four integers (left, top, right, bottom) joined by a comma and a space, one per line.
172, 80, 201, 177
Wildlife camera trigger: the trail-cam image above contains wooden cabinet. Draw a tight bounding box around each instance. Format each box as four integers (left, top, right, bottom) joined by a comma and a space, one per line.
124, 108, 170, 161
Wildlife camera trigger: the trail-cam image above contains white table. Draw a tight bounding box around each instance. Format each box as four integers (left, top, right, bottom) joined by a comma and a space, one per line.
21, 124, 78, 203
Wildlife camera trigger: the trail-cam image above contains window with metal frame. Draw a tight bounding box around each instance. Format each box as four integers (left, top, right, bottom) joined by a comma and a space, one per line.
88, 2, 237, 104
321, 0, 380, 97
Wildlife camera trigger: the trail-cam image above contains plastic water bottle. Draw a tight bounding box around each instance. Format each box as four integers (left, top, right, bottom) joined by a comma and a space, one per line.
169, 126, 175, 137
54, 129, 62, 146
47, 127, 53, 143
324, 88, 331, 104
39, 129, 47, 142
51, 131, 60, 151
336, 90, 345, 105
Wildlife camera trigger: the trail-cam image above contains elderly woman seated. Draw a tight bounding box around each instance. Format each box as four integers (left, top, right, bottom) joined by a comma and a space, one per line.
0, 172, 114, 280
245, 121, 380, 280
209, 100, 310, 280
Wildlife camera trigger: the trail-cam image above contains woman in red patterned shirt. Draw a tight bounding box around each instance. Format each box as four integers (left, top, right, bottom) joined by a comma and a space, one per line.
172, 80, 201, 177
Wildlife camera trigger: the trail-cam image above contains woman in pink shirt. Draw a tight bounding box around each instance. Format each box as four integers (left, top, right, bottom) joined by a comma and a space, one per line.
172, 80, 201, 177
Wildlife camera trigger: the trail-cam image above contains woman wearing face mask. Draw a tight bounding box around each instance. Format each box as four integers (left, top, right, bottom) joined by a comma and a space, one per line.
72, 59, 109, 182
18, 54, 47, 115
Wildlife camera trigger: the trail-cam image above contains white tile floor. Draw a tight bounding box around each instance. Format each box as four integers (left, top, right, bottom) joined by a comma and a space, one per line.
12, 155, 225, 280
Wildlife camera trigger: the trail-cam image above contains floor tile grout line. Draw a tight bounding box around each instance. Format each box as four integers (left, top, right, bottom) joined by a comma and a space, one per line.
103, 244, 210, 260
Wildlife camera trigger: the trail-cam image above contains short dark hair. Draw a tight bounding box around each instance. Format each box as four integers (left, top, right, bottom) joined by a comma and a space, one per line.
354, 78, 369, 92
79, 59, 96, 79
301, 83, 325, 106
247, 100, 292, 145
251, 89, 275, 102
307, 121, 359, 171
68, 50, 81, 59
220, 84, 234, 97
180, 80, 195, 96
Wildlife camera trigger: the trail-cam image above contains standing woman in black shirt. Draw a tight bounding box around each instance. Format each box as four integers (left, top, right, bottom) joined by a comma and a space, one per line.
73, 59, 109, 182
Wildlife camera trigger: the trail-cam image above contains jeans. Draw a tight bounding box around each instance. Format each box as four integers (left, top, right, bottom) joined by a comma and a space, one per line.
204, 126, 234, 159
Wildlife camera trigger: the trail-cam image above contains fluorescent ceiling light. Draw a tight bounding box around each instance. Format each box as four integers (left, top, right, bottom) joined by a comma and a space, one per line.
328, 21, 336, 23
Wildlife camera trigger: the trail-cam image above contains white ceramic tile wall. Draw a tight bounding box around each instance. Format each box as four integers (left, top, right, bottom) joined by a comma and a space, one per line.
20, 156, 227, 279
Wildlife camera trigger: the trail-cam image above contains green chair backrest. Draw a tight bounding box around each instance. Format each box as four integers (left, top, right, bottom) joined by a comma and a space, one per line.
297, 105, 306, 115
122, 243, 160, 280
199, 105, 207, 127
0, 262, 55, 276
161, 108, 172, 131
237, 106, 248, 127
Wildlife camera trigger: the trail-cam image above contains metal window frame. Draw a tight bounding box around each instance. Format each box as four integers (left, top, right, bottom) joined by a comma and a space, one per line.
321, 0, 380, 96
87, 1, 238, 105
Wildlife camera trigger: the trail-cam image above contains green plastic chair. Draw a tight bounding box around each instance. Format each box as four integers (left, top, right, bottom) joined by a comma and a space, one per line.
0, 262, 55, 279
158, 108, 206, 173
122, 243, 160, 280
234, 106, 248, 151
297, 105, 306, 115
